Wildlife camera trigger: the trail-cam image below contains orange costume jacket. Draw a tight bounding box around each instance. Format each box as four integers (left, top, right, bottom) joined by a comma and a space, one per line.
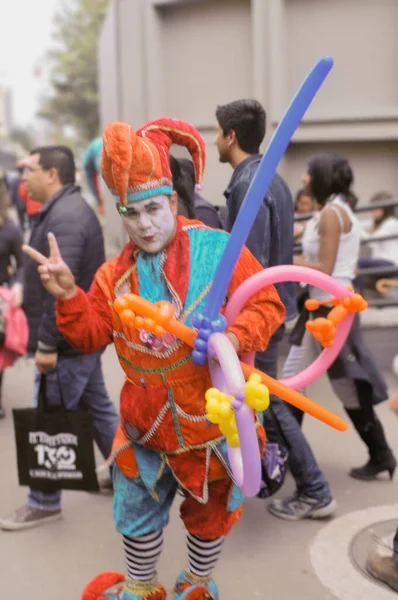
56, 217, 285, 501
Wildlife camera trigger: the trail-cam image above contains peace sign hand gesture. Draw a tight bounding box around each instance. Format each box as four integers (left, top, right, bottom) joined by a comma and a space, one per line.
23, 233, 77, 300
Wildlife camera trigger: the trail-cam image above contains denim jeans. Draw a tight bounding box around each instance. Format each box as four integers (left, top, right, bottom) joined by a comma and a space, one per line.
28, 351, 120, 511
256, 335, 331, 500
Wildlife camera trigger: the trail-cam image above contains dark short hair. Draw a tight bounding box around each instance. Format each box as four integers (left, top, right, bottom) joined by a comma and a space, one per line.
215, 99, 266, 154
308, 152, 355, 206
169, 155, 195, 219
177, 158, 195, 187
30, 145, 76, 185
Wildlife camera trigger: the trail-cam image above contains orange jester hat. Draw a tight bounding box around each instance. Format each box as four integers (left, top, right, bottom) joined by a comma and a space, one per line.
100, 118, 206, 206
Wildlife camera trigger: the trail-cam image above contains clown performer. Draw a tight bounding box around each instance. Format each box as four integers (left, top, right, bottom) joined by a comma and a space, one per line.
83, 136, 105, 214
23, 119, 285, 600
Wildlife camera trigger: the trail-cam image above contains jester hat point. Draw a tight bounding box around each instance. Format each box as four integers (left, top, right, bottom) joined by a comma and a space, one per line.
101, 118, 206, 206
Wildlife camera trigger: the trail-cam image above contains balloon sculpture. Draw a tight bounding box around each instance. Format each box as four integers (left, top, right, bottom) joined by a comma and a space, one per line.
113, 56, 368, 497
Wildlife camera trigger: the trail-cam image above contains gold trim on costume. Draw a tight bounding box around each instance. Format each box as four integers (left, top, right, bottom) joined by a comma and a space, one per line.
114, 263, 137, 297
159, 437, 224, 456
124, 575, 160, 595
140, 138, 156, 182
151, 454, 167, 501
182, 570, 212, 585
159, 251, 183, 318
182, 282, 212, 324
113, 330, 181, 358
127, 177, 171, 193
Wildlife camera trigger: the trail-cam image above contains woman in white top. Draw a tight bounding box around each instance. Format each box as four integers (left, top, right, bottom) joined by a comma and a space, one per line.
357, 191, 398, 290
269, 153, 395, 521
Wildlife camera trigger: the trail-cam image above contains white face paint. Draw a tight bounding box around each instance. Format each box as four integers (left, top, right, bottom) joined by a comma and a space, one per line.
119, 194, 177, 254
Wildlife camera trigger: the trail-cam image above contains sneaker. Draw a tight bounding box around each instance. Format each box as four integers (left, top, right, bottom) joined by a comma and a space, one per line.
268, 491, 337, 521
0, 505, 62, 531
82, 572, 167, 600
367, 553, 398, 592
174, 570, 219, 600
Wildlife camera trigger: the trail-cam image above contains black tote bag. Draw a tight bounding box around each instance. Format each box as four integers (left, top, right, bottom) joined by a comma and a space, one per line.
12, 374, 99, 492
256, 407, 289, 499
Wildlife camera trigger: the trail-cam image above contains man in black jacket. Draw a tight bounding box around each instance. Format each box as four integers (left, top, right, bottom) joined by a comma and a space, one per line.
215, 100, 336, 520
0, 146, 119, 531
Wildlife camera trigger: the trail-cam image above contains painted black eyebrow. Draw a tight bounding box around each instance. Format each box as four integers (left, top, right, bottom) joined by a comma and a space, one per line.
120, 206, 138, 216
120, 201, 161, 216
145, 201, 162, 209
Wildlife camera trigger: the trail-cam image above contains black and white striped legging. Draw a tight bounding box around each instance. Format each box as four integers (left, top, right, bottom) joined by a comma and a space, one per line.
122, 531, 224, 582
123, 531, 164, 582
187, 533, 225, 578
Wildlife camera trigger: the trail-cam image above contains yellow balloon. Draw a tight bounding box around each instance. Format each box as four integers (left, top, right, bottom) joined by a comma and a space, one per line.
256, 383, 270, 402
206, 397, 220, 414
206, 412, 220, 424
244, 377, 270, 411
228, 434, 240, 448
205, 388, 221, 402
244, 380, 260, 399
228, 416, 238, 432
244, 395, 257, 410
254, 397, 270, 412
219, 421, 232, 436
249, 373, 263, 384
219, 418, 236, 436
219, 401, 233, 420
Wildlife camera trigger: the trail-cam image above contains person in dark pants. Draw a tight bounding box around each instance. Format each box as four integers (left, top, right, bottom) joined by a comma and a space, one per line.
280, 152, 395, 516
0, 146, 119, 531
215, 99, 336, 520
5, 166, 27, 231
0, 173, 25, 418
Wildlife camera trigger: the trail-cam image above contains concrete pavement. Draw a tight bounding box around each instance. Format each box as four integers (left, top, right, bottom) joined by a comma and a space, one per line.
1, 348, 398, 599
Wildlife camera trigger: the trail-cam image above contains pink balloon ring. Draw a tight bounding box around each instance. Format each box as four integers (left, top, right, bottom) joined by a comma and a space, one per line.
225, 265, 355, 390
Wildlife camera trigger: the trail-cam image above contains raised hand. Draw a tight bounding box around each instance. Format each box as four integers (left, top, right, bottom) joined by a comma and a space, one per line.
23, 232, 77, 300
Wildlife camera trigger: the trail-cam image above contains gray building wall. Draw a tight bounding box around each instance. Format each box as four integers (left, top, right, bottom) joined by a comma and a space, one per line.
99, 0, 398, 249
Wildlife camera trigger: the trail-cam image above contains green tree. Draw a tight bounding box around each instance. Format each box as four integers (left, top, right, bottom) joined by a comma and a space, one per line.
38, 0, 108, 146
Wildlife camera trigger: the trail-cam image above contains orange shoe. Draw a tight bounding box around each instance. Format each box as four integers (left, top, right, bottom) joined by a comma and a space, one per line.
82, 572, 166, 600
173, 571, 218, 599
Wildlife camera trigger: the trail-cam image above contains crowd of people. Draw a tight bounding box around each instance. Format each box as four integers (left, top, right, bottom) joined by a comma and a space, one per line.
0, 99, 397, 598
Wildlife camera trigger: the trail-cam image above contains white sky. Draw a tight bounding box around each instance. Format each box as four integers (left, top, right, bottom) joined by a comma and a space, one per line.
0, 0, 62, 127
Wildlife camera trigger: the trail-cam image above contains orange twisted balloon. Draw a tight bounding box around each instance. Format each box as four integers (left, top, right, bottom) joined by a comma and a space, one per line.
114, 293, 348, 432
